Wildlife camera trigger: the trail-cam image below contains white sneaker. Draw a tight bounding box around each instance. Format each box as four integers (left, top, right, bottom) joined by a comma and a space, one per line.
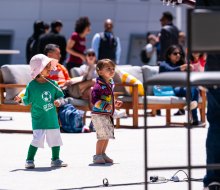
113, 109, 127, 119
25, 160, 35, 169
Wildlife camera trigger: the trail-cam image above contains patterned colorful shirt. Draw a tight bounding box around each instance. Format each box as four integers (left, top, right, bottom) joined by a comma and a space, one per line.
91, 77, 115, 116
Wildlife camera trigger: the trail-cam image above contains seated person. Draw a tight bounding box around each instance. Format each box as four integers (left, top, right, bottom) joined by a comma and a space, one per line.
159, 45, 200, 125
44, 44, 96, 100
190, 52, 206, 72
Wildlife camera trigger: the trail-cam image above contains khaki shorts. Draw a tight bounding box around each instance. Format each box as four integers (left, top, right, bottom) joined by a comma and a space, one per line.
31, 129, 63, 148
91, 114, 115, 140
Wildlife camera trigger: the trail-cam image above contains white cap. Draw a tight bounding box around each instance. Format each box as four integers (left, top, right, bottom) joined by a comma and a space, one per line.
29, 54, 57, 78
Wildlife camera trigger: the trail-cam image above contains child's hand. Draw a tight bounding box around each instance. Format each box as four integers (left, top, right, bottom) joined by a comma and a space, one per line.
106, 104, 112, 111
54, 100, 61, 107
14, 96, 22, 103
115, 100, 123, 108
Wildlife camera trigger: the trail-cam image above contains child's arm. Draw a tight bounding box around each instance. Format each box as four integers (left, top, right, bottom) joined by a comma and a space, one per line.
54, 97, 65, 107
14, 96, 22, 103
14, 85, 31, 105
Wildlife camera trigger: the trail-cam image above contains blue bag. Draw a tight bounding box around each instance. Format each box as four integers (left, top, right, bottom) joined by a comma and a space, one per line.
58, 104, 85, 133
153, 85, 175, 96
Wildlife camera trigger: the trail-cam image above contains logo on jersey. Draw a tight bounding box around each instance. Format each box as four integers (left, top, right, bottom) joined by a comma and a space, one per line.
42, 91, 52, 102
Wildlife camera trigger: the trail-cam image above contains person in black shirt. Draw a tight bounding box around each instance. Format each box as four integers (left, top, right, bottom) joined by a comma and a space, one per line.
38, 20, 67, 65
26, 20, 45, 64
159, 11, 179, 61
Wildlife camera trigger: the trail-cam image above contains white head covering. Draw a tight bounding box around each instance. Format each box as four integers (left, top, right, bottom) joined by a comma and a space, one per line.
29, 54, 57, 78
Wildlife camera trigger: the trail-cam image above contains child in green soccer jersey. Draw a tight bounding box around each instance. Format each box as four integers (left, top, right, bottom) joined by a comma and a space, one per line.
15, 54, 67, 169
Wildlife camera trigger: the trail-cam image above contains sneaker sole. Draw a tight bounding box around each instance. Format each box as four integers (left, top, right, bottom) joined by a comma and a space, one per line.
103, 159, 113, 163
93, 160, 106, 164
51, 164, 68, 167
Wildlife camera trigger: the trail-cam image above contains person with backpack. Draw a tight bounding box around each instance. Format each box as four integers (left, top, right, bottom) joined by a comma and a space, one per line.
91, 19, 121, 64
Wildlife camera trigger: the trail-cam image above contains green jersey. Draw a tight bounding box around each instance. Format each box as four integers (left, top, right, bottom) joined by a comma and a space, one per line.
23, 79, 64, 130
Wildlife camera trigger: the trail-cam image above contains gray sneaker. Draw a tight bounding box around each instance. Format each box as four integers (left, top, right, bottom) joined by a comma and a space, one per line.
51, 159, 68, 167
25, 160, 35, 169
102, 153, 113, 163
93, 155, 106, 164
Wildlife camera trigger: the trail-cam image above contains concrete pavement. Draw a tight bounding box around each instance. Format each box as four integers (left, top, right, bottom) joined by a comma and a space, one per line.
0, 111, 208, 190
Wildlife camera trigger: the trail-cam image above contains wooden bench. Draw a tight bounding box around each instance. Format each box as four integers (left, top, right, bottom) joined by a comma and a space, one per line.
0, 67, 206, 129
0, 69, 123, 130
115, 83, 206, 128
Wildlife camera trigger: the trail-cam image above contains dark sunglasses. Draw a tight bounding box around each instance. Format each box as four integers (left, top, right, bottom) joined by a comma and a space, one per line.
172, 52, 182, 56
87, 53, 95, 57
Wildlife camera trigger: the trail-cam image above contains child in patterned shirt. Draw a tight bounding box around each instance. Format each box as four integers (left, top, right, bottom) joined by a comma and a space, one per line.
91, 59, 123, 164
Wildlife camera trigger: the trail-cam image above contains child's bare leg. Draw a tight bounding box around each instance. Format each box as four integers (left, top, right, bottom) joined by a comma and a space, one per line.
94, 140, 106, 164
102, 139, 113, 163
96, 140, 106, 155
102, 139, 109, 154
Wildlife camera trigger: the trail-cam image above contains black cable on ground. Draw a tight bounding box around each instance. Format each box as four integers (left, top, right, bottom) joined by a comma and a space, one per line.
59, 170, 203, 189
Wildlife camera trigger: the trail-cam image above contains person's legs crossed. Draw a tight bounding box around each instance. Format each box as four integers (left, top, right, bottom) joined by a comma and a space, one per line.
173, 87, 199, 122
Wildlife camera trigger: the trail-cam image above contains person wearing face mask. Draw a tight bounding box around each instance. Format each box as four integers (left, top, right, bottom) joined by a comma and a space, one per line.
91, 19, 121, 65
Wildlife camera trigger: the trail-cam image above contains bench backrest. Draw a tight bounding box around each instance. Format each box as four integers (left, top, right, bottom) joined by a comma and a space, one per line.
1, 65, 31, 101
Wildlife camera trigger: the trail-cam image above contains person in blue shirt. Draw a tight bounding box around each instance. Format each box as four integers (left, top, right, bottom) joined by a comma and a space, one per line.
159, 45, 200, 125
91, 19, 121, 65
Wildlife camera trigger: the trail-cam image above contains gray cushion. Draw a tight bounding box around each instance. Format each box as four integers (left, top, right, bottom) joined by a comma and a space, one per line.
64, 97, 88, 107
142, 65, 159, 95
118, 95, 202, 105
118, 95, 172, 104
1, 65, 32, 100
119, 66, 143, 83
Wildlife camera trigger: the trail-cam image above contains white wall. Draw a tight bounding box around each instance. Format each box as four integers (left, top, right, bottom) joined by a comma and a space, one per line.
0, 0, 187, 65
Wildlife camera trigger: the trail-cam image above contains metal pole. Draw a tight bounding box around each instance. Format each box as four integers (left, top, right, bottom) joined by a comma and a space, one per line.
186, 9, 192, 190
144, 82, 148, 190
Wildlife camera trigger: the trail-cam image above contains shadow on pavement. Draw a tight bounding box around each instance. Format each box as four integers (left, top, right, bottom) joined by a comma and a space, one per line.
88, 163, 119, 167
10, 167, 61, 172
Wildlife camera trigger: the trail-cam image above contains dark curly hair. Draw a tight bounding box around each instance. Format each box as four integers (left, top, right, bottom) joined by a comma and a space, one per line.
75, 16, 91, 34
